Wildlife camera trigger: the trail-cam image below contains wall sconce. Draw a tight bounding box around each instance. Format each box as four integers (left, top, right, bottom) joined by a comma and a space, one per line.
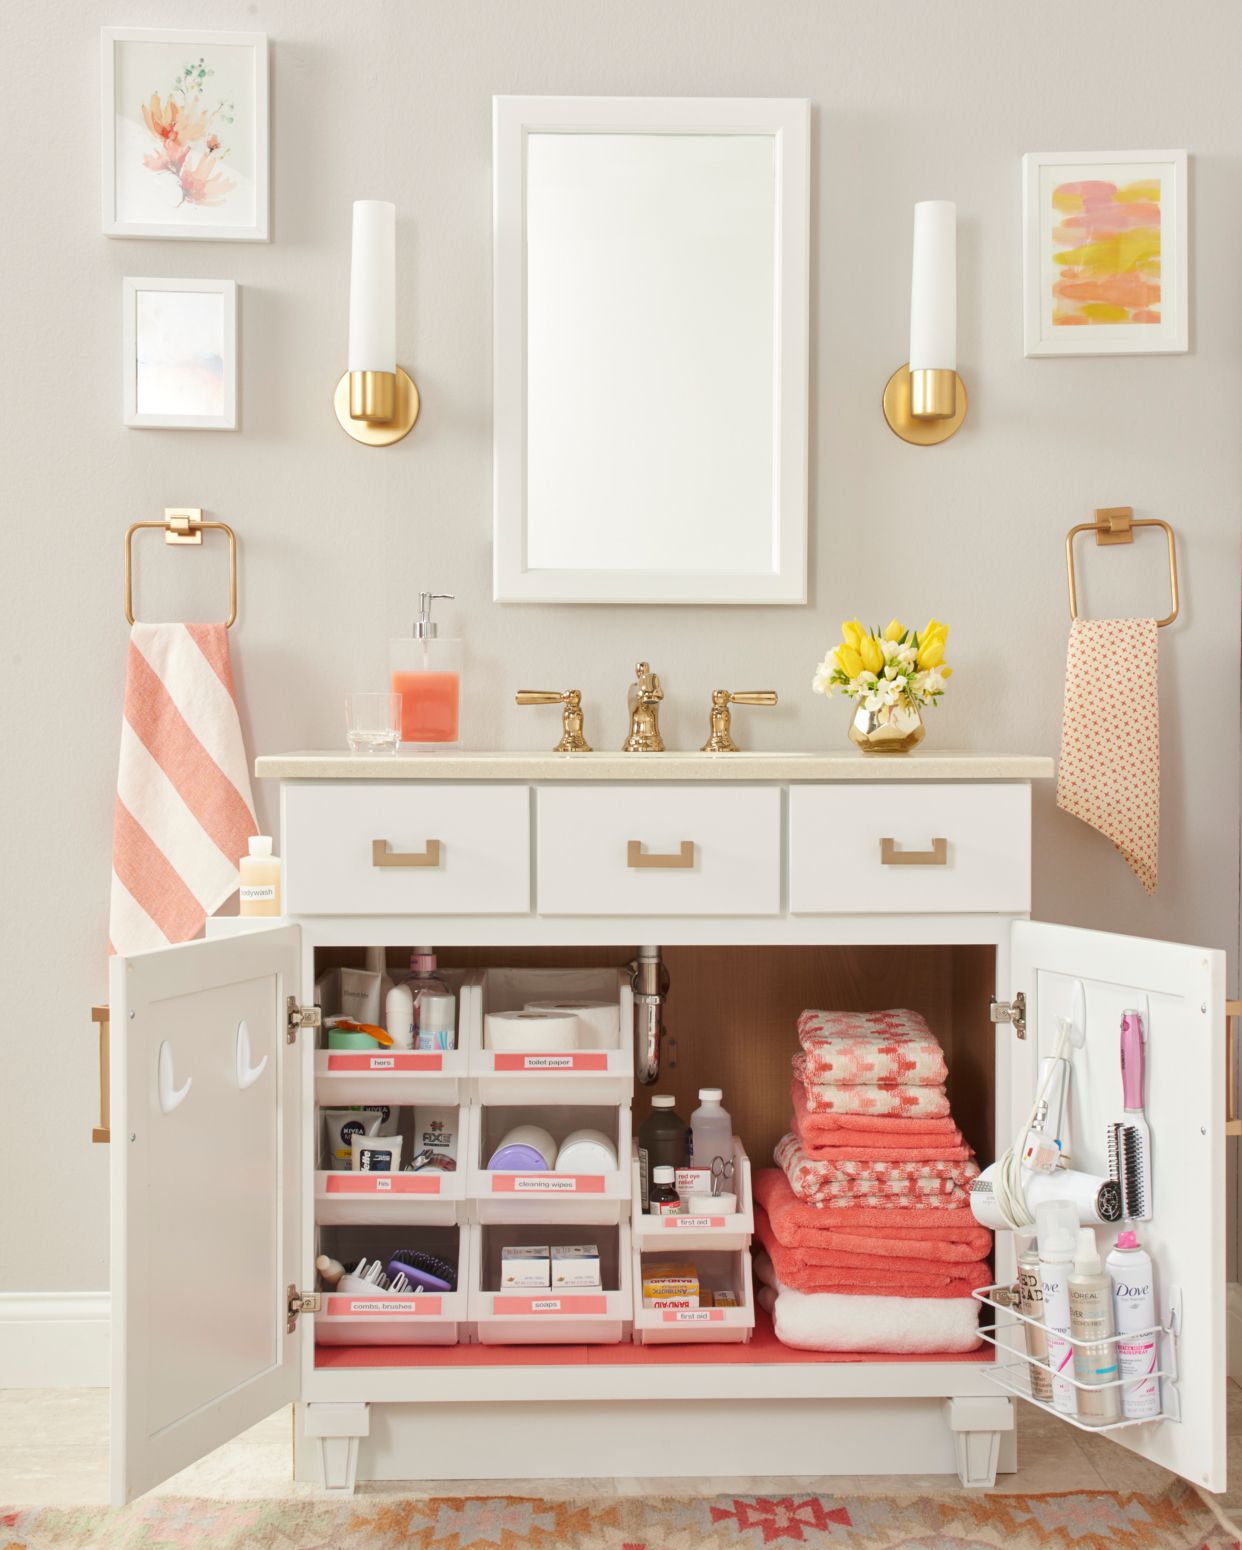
883, 200, 967, 446
333, 200, 420, 446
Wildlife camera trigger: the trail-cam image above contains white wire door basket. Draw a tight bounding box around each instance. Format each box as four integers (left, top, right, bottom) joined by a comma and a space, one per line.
971, 1282, 1182, 1433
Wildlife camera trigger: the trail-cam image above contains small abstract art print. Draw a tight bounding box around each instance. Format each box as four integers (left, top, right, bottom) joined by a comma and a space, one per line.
1023, 150, 1187, 356
123, 278, 237, 429
102, 28, 269, 240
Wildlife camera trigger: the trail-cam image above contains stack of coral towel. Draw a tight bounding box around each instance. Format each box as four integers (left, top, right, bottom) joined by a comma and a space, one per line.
754, 1009, 991, 1354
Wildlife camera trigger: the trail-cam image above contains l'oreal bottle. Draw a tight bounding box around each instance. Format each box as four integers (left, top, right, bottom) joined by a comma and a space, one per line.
390, 592, 461, 749
1035, 1198, 1079, 1416
1107, 1228, 1161, 1419
1068, 1228, 1121, 1425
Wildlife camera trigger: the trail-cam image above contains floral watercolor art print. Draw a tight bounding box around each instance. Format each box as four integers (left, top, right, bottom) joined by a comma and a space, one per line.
103, 30, 269, 240
1023, 151, 1187, 356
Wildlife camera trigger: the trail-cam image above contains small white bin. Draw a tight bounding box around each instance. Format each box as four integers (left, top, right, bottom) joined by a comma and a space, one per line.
468, 1223, 632, 1345
632, 1245, 755, 1346
631, 1137, 753, 1253
315, 1108, 472, 1227
315, 1225, 469, 1347
464, 968, 634, 1105
314, 966, 472, 1106
468, 1102, 632, 1225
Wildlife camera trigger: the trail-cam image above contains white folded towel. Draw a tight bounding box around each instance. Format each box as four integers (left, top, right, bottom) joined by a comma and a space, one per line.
764, 1280, 981, 1354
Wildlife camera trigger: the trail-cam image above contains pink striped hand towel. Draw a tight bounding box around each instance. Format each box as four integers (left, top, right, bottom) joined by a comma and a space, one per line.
109, 624, 257, 955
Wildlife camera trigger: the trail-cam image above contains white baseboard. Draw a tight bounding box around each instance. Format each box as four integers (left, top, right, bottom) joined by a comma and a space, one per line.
1229, 1282, 1242, 1385
0, 1293, 109, 1388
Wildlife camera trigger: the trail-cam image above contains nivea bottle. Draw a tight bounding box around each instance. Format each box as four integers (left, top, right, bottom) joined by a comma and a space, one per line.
1107, 1229, 1160, 1420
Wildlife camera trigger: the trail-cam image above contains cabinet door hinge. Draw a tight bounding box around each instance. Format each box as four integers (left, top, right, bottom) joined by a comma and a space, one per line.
287, 1286, 322, 1331
287, 997, 321, 1045
990, 991, 1027, 1040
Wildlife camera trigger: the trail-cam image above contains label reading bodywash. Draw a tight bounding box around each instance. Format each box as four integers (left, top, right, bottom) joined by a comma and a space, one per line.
240, 884, 275, 902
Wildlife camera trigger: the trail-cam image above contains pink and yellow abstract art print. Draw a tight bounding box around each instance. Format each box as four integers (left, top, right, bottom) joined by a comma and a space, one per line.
1023, 151, 1187, 356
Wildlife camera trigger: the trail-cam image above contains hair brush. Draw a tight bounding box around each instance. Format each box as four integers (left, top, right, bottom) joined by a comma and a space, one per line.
386, 1248, 457, 1292
1107, 1008, 1152, 1222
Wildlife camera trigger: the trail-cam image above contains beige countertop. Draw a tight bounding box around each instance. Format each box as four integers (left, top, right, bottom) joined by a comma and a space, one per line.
255, 750, 1054, 782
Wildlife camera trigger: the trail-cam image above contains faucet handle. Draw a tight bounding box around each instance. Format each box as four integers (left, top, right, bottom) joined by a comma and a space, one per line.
701, 688, 778, 753
516, 689, 592, 754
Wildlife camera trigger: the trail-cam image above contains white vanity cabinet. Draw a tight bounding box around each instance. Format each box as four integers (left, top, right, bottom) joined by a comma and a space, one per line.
107, 752, 1227, 1503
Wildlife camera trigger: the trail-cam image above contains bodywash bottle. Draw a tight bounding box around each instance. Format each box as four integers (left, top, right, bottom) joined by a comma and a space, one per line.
239, 835, 282, 917
391, 592, 461, 749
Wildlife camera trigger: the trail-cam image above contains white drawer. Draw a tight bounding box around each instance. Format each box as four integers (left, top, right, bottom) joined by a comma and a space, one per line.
788, 782, 1031, 914
536, 785, 781, 916
283, 783, 530, 915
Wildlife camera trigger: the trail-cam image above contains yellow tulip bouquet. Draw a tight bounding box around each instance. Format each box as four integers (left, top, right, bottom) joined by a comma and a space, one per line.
813, 618, 952, 713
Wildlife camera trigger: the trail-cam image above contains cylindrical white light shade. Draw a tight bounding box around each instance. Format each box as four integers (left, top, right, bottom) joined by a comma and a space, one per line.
347, 199, 396, 374
908, 200, 956, 373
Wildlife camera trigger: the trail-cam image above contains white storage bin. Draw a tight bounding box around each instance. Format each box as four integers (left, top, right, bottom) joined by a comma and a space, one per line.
631, 1245, 755, 1346
468, 1223, 632, 1345
315, 1225, 469, 1347
468, 1103, 632, 1225
315, 965, 471, 1106
630, 1137, 753, 1253
315, 1108, 472, 1228
463, 967, 634, 1105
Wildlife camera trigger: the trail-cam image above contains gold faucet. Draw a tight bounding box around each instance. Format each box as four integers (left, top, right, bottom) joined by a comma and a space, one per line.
515, 689, 592, 753
701, 689, 779, 753
623, 662, 665, 752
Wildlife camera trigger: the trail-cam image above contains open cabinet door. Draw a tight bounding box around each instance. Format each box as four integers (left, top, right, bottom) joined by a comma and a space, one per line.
109, 925, 302, 1505
1009, 921, 1226, 1491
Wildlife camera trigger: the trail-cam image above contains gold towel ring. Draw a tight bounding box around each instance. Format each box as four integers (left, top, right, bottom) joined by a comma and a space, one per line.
1065, 506, 1179, 629
124, 509, 238, 629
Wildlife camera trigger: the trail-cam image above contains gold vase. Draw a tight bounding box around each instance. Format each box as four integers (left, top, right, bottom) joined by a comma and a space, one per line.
847, 698, 925, 754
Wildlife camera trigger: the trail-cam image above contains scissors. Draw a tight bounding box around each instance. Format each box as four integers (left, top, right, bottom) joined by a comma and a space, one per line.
710, 1154, 735, 1197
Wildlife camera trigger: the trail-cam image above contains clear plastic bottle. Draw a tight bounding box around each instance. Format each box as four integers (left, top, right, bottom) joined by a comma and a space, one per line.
390, 592, 461, 749
239, 835, 281, 916
689, 1088, 733, 1170
637, 1095, 690, 1211
1069, 1228, 1122, 1425
403, 947, 449, 1044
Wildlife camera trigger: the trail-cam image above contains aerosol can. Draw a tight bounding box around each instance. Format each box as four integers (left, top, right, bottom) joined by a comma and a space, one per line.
1107, 1229, 1161, 1420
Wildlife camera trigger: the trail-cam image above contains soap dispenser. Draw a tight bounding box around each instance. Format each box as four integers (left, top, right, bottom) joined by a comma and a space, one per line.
390, 592, 461, 749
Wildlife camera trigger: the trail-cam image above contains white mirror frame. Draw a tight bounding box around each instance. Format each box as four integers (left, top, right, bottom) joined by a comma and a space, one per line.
493, 96, 810, 605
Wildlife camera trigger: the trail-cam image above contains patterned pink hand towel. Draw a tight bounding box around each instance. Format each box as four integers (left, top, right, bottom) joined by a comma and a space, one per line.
110, 623, 257, 954
1056, 616, 1159, 894
792, 1058, 950, 1119
796, 1008, 947, 1086
776, 1133, 979, 1208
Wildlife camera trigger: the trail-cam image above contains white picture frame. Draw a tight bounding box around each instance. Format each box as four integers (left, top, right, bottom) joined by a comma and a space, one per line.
1023, 149, 1187, 357
102, 27, 269, 241
493, 95, 810, 605
123, 277, 238, 430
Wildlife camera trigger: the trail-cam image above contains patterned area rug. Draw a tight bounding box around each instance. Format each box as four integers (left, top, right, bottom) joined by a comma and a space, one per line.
1, 1485, 1234, 1549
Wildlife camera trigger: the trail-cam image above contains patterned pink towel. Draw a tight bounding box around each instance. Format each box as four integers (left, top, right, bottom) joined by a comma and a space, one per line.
109, 623, 257, 955
776, 1133, 978, 1208
793, 1057, 950, 1119
1056, 617, 1159, 895
796, 1008, 947, 1086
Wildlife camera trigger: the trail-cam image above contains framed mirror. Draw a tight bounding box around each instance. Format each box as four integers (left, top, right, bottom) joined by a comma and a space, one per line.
493, 96, 810, 604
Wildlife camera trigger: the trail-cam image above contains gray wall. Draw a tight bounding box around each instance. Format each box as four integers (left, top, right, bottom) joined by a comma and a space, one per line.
2, 0, 1238, 1294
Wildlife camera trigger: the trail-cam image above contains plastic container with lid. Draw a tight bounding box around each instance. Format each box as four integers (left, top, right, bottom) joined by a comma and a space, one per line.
239, 835, 281, 916
637, 1095, 690, 1211
690, 1088, 733, 1171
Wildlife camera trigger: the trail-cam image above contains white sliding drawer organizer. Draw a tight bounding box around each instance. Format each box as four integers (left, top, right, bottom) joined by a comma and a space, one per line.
108, 753, 1228, 1503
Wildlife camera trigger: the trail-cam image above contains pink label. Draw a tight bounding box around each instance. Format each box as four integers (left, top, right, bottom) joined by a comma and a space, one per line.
324, 1173, 441, 1195
490, 1174, 606, 1194
662, 1216, 726, 1229
326, 1052, 444, 1073
327, 1296, 443, 1317
492, 1052, 609, 1072
661, 1308, 725, 1324
491, 1295, 609, 1316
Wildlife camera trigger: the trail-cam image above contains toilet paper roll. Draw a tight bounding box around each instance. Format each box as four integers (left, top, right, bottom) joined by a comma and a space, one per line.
524, 999, 621, 1050
484, 1009, 580, 1052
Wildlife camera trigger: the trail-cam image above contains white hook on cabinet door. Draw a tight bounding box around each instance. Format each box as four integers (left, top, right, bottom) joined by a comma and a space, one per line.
157, 1041, 192, 1114
235, 1019, 268, 1091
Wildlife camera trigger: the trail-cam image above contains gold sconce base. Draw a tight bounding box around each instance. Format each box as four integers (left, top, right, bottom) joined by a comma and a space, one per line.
334, 367, 420, 445
882, 364, 967, 446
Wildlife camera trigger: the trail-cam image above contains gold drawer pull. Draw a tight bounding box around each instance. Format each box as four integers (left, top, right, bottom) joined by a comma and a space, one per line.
879, 836, 948, 867
627, 839, 695, 870
372, 838, 443, 869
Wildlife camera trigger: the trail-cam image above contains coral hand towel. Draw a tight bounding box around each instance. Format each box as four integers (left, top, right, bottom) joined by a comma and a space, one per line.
796, 1008, 947, 1086
110, 624, 257, 955
1057, 617, 1159, 894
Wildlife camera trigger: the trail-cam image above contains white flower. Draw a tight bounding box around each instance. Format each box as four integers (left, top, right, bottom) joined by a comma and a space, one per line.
812, 658, 835, 697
